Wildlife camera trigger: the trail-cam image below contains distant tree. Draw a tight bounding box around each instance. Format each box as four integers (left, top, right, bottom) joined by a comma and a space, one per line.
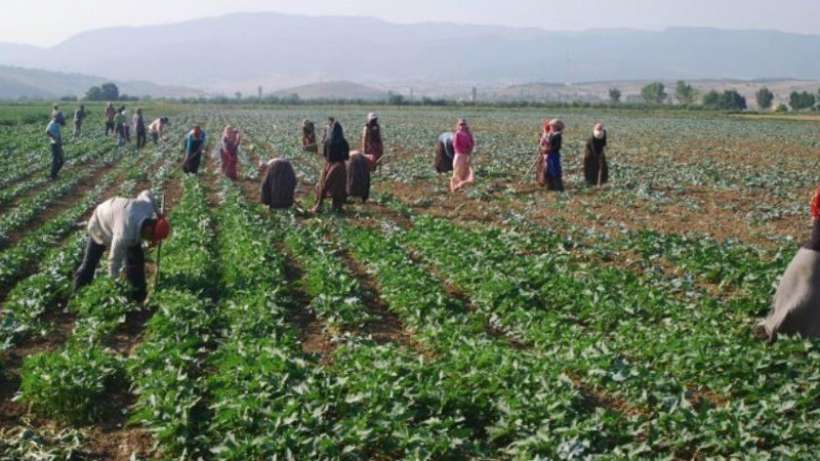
387, 92, 406, 105
675, 80, 696, 105
789, 91, 816, 111
100, 83, 119, 101
85, 86, 103, 101
60, 95, 78, 102
608, 88, 622, 104
755, 87, 774, 110
703, 89, 746, 110
775, 103, 789, 113
641, 82, 667, 104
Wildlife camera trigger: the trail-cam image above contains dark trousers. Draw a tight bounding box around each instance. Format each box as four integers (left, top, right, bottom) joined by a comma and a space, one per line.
74, 122, 82, 137
50, 143, 64, 180
105, 121, 114, 136
151, 132, 159, 145
183, 152, 202, 175
136, 130, 147, 149
74, 238, 148, 302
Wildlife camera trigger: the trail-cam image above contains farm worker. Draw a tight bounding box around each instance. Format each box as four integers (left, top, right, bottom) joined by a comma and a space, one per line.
361, 112, 384, 172
45, 112, 65, 180
260, 158, 297, 209
73, 190, 171, 303
756, 186, 820, 341
105, 102, 116, 136
435, 132, 455, 173
347, 151, 371, 203
541, 119, 565, 192
114, 108, 127, 146
450, 119, 475, 192
73, 105, 86, 138
134, 108, 147, 149
312, 118, 349, 213
220, 125, 241, 181
122, 108, 131, 143
302, 119, 318, 153
148, 117, 169, 144
583, 122, 608, 186
182, 125, 207, 175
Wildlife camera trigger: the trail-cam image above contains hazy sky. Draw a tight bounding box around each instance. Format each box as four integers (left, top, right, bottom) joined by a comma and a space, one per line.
6, 0, 820, 46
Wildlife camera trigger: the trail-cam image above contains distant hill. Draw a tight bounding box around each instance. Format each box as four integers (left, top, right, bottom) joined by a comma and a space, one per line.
272, 81, 386, 100
0, 65, 204, 100
1, 13, 820, 92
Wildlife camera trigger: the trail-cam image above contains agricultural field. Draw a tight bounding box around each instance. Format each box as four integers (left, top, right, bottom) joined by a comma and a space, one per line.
0, 104, 818, 460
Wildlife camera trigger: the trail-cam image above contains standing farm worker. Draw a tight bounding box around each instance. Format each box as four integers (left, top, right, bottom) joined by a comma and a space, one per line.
302, 119, 318, 153
45, 112, 65, 180
73, 190, 171, 303
584, 122, 608, 187
134, 108, 147, 149
73, 105, 87, 138
260, 158, 297, 209
114, 107, 127, 146
347, 151, 371, 203
312, 118, 349, 213
539, 119, 565, 192
105, 102, 116, 136
434, 132, 455, 173
450, 119, 475, 192
148, 117, 169, 145
122, 108, 131, 143
182, 125, 207, 175
361, 112, 384, 172
756, 186, 820, 341
220, 125, 241, 181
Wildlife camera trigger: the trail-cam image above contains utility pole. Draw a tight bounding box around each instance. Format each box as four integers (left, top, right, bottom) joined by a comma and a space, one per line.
471, 86, 477, 104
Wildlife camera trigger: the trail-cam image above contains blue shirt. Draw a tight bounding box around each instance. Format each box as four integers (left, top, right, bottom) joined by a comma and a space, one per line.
46, 120, 61, 144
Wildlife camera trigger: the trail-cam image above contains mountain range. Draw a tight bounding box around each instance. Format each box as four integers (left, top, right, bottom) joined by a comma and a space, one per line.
1, 12, 820, 97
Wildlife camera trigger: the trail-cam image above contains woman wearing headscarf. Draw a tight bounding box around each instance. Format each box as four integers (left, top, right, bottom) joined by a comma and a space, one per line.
584, 123, 608, 186
260, 158, 298, 209
542, 119, 565, 191
312, 119, 350, 213
361, 112, 384, 172
756, 186, 820, 341
302, 119, 318, 153
450, 119, 475, 192
347, 151, 371, 203
182, 125, 207, 175
220, 125, 241, 181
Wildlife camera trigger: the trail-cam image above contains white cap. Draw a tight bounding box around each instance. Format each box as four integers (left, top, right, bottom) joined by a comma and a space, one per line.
367, 112, 378, 122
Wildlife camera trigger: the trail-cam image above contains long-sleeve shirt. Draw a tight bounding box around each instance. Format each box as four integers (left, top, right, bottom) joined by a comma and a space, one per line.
133, 114, 145, 133
185, 130, 207, 154
46, 120, 62, 145
453, 130, 474, 155
105, 106, 116, 122
87, 190, 158, 278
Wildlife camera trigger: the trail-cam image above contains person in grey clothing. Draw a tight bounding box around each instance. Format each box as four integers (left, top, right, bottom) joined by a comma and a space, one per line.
46, 113, 64, 180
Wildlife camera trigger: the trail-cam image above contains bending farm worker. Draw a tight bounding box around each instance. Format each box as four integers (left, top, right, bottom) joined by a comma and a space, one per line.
312, 118, 350, 213
260, 158, 297, 209
361, 112, 384, 172
347, 150, 371, 203
756, 186, 820, 341
220, 125, 241, 181
148, 117, 169, 144
183, 125, 207, 175
302, 119, 318, 153
435, 132, 455, 173
450, 119, 475, 192
584, 122, 609, 187
45, 111, 65, 180
73, 190, 171, 303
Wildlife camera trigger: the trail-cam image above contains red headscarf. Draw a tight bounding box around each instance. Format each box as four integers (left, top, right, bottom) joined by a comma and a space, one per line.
811, 186, 820, 219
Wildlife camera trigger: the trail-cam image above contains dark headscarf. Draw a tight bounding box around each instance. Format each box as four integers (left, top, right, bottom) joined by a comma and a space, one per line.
324, 121, 350, 163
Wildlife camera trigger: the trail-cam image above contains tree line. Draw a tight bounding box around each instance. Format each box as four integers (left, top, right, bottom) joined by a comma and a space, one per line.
610, 81, 818, 112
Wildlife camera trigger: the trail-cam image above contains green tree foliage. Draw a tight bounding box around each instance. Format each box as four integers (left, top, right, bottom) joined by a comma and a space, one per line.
675, 81, 696, 105
755, 87, 774, 110
85, 86, 103, 101
608, 88, 622, 104
641, 82, 667, 104
789, 91, 816, 111
100, 83, 119, 101
703, 89, 747, 110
